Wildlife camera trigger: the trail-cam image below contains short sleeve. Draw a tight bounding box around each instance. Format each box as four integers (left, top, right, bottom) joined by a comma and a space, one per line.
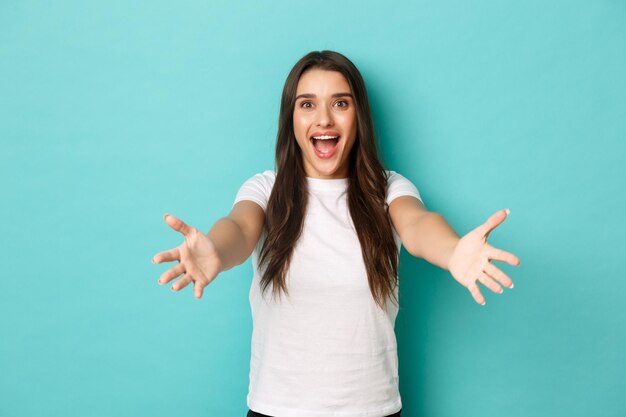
385, 170, 423, 206
231, 170, 276, 212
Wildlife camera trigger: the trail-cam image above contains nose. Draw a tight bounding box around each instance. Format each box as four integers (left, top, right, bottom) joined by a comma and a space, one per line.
316, 104, 334, 127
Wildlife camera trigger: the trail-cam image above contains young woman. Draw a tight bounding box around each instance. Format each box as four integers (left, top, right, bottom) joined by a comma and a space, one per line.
152, 50, 521, 417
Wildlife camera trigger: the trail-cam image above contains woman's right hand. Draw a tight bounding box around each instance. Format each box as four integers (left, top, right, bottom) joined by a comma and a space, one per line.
152, 214, 223, 299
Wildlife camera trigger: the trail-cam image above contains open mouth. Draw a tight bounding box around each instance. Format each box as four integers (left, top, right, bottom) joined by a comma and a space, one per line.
309, 135, 340, 159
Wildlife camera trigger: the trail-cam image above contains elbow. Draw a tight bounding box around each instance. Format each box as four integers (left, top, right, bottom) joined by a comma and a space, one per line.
400, 211, 440, 258
402, 238, 421, 259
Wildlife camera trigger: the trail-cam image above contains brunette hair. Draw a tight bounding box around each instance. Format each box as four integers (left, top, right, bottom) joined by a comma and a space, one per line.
258, 50, 400, 311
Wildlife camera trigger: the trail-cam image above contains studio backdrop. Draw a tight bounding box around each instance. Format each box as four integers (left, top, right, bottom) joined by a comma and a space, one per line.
1, 1, 624, 416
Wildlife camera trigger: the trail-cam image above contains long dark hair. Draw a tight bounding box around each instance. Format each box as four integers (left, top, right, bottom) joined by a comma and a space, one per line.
258, 50, 399, 311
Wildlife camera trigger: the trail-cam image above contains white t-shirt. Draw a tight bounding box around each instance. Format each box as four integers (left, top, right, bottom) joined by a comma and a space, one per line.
232, 170, 423, 417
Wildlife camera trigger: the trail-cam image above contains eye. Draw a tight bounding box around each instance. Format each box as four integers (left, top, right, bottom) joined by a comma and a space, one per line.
335, 100, 349, 108
300, 101, 313, 109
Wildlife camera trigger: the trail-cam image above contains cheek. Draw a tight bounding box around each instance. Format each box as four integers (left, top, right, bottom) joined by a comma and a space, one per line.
340, 112, 357, 133
339, 108, 355, 122
293, 114, 308, 135
292, 121, 308, 147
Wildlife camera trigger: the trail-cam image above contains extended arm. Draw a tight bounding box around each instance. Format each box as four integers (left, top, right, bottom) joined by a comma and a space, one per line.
388, 196, 460, 269
152, 200, 265, 298
388, 196, 521, 305
208, 201, 265, 272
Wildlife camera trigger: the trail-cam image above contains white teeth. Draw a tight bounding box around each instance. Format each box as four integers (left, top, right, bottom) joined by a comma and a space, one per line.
312, 135, 339, 140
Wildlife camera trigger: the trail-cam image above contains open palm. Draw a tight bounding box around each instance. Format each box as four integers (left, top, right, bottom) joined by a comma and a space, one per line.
152, 214, 223, 299
448, 209, 521, 305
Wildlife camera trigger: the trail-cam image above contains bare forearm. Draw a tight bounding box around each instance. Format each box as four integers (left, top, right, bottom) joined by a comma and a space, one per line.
404, 212, 460, 270
207, 218, 249, 272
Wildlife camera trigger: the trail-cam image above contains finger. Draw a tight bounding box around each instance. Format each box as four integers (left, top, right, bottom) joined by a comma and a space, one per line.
478, 271, 503, 294
194, 279, 208, 299
467, 282, 486, 305
164, 213, 193, 237
478, 208, 509, 239
152, 247, 180, 264
171, 273, 193, 292
158, 262, 185, 285
488, 246, 521, 266
485, 262, 514, 288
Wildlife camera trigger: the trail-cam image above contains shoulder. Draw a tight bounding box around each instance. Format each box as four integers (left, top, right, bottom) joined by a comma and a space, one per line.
384, 169, 414, 188
247, 169, 275, 179
383, 170, 423, 205
241, 169, 276, 187
384, 170, 404, 183
232, 170, 276, 211
260, 169, 276, 182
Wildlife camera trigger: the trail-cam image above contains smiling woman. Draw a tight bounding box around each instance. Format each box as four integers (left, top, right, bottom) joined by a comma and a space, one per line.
153, 50, 520, 417
292, 74, 357, 171
260, 51, 402, 314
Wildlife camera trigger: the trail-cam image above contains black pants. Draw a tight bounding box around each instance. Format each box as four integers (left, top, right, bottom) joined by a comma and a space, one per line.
247, 408, 401, 417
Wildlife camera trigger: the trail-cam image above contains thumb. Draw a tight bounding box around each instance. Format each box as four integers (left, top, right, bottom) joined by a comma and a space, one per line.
164, 213, 193, 237
477, 208, 509, 239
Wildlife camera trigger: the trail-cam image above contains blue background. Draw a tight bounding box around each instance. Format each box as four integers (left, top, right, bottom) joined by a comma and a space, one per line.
1, 1, 624, 416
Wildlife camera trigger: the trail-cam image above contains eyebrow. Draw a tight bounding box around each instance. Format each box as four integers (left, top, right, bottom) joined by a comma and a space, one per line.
295, 92, 354, 101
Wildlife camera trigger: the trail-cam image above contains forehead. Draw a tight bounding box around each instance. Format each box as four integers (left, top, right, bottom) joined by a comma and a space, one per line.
295, 69, 351, 95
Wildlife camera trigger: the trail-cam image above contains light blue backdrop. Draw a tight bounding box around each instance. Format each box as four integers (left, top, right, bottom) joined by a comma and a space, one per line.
1, 1, 624, 416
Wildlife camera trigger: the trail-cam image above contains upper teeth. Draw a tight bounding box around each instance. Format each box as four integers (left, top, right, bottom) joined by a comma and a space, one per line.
312, 135, 339, 140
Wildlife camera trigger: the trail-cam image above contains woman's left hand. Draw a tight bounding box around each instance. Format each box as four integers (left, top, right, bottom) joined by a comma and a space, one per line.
448, 208, 521, 305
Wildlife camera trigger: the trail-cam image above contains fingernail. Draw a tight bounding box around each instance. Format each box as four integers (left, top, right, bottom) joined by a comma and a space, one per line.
158, 280, 162, 285
499, 289, 504, 294
505, 208, 510, 215
163, 213, 169, 220
510, 283, 514, 289
481, 301, 486, 306
152, 258, 156, 264
171, 286, 175, 291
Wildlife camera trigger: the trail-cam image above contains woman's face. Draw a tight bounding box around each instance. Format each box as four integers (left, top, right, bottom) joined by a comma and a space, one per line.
293, 69, 357, 179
